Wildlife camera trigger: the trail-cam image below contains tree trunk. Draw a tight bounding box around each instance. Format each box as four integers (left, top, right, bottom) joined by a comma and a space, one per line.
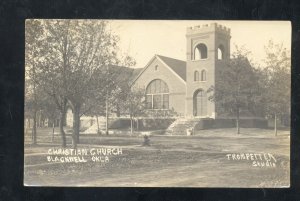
116, 104, 120, 117
105, 98, 109, 135
52, 121, 55, 142
31, 60, 37, 144
96, 115, 100, 135
136, 118, 139, 131
236, 108, 240, 134
130, 116, 133, 135
274, 113, 277, 136
25, 119, 28, 137
32, 110, 37, 145
39, 110, 42, 127
59, 111, 67, 148
72, 104, 81, 148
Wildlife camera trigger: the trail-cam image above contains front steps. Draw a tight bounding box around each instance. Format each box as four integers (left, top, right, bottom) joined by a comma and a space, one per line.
83, 117, 107, 134
165, 118, 201, 135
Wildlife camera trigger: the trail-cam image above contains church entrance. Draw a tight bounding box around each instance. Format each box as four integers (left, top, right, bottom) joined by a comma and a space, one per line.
193, 89, 207, 117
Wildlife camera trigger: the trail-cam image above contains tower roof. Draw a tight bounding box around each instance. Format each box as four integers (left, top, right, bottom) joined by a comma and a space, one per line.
186, 23, 231, 36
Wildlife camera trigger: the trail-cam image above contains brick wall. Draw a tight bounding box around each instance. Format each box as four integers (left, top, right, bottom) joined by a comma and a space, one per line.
131, 56, 186, 116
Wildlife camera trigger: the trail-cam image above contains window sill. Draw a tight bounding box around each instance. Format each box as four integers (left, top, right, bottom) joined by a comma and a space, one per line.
146, 109, 170, 111
194, 116, 210, 118
191, 58, 208, 61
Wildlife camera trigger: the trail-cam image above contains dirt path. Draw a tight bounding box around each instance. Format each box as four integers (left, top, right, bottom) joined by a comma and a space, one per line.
24, 128, 290, 187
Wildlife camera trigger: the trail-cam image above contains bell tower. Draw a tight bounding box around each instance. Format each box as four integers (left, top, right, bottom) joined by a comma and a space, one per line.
185, 23, 231, 118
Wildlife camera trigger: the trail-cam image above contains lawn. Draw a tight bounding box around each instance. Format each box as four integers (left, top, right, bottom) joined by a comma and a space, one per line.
24, 127, 290, 187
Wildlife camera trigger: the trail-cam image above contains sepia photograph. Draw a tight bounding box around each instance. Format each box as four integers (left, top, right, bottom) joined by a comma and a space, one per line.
24, 20, 291, 187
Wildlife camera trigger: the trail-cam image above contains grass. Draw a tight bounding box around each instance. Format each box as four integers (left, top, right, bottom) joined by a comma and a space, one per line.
24, 127, 290, 187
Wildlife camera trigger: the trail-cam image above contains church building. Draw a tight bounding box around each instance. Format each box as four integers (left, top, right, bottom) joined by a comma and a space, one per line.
131, 23, 231, 118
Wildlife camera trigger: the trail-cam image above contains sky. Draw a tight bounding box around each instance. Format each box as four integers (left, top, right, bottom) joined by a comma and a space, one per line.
108, 20, 291, 68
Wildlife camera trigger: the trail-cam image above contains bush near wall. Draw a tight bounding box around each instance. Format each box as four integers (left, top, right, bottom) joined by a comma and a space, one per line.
239, 119, 268, 128
194, 118, 215, 130
109, 117, 267, 131
194, 118, 268, 130
108, 118, 176, 130
109, 118, 131, 129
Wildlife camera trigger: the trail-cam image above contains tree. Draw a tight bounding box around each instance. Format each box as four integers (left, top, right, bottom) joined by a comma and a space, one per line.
120, 88, 146, 134
81, 64, 136, 135
58, 20, 119, 146
25, 19, 44, 144
208, 46, 261, 134
104, 63, 137, 134
262, 40, 291, 136
40, 96, 60, 141
28, 20, 122, 148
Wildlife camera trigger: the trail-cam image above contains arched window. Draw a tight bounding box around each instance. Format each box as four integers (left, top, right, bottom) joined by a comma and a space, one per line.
201, 70, 206, 81
194, 43, 208, 60
218, 45, 225, 60
194, 71, 199, 81
146, 79, 169, 109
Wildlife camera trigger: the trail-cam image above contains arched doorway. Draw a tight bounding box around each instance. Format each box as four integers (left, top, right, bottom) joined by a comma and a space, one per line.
193, 89, 207, 117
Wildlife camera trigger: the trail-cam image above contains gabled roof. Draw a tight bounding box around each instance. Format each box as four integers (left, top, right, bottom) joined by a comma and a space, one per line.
129, 68, 143, 83
156, 55, 186, 81
130, 54, 187, 85
106, 65, 143, 85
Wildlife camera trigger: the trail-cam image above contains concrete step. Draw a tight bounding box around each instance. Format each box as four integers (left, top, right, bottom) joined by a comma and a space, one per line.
165, 118, 200, 135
